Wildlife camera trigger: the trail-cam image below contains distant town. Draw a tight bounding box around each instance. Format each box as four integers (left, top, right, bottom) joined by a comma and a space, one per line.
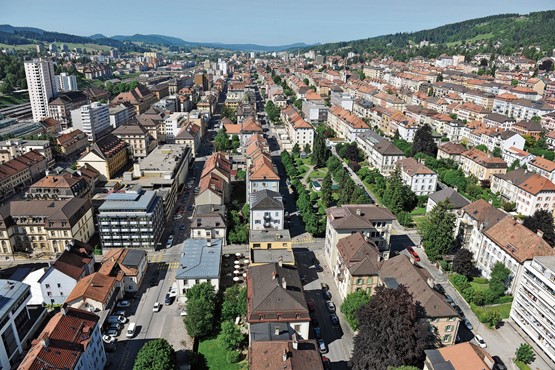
0, 16, 554, 370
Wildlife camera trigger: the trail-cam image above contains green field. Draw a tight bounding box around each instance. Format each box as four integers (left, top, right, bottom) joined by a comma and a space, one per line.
446, 33, 494, 47
471, 302, 512, 320
308, 168, 328, 179
0, 91, 29, 107
469, 281, 490, 292
0, 42, 111, 52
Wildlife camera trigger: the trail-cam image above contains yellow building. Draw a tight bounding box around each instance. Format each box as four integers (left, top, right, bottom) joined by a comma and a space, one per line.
77, 133, 129, 181
249, 229, 294, 266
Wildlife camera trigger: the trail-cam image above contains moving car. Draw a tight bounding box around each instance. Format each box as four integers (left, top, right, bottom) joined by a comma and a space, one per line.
153, 302, 161, 312
126, 322, 136, 338
474, 335, 487, 348
318, 339, 327, 354
165, 293, 173, 305
326, 301, 335, 313
330, 314, 339, 325
116, 301, 130, 308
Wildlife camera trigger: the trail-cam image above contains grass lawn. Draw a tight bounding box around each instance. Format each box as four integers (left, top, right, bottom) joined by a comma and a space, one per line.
198, 339, 241, 370
412, 215, 426, 230
308, 168, 328, 179
469, 281, 489, 292
0, 91, 29, 107
471, 302, 512, 320
298, 165, 309, 175
301, 158, 312, 166
514, 360, 531, 370
410, 207, 426, 216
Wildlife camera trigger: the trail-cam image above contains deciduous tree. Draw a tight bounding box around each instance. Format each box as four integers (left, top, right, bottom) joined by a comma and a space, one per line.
340, 290, 371, 330
184, 283, 217, 338
489, 262, 511, 298
452, 249, 478, 277
321, 173, 333, 207
515, 343, 535, 364
217, 321, 245, 350
351, 286, 431, 370
523, 209, 555, 245
221, 285, 247, 322
133, 339, 177, 370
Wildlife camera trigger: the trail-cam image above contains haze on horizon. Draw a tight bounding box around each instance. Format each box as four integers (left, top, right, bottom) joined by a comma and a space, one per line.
2, 0, 554, 46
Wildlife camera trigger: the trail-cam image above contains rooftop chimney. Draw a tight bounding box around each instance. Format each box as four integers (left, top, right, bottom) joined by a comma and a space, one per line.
356, 208, 362, 216
292, 333, 298, 349
275, 326, 280, 336
272, 271, 276, 280
282, 348, 288, 362
278, 256, 283, 267
537, 229, 544, 238
281, 278, 287, 290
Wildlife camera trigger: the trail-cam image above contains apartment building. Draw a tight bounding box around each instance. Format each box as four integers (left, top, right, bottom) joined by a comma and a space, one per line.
190, 206, 227, 244
355, 131, 405, 176
250, 189, 285, 230
27, 170, 98, 200
77, 133, 129, 181
56, 129, 89, 159
71, 102, 111, 141
0, 198, 94, 258
175, 238, 222, 295
99, 248, 148, 293
113, 122, 156, 160
48, 91, 89, 130
396, 157, 438, 196
98, 187, 165, 249
528, 157, 555, 183
324, 204, 396, 267
424, 342, 496, 370
510, 256, 555, 363
281, 106, 315, 150
24, 58, 57, 121
461, 148, 507, 182
19, 307, 106, 370
55, 72, 78, 92
327, 105, 369, 141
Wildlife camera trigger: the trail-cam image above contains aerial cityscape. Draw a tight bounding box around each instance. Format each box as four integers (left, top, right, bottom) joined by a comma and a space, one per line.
1, 2, 555, 370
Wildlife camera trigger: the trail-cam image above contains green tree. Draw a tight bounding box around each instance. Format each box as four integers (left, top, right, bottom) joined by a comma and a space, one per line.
351, 286, 431, 370
184, 283, 216, 338
292, 143, 301, 157
475, 144, 488, 153
321, 173, 333, 207
231, 134, 240, 150
452, 249, 477, 277
340, 290, 371, 330
511, 79, 519, 87
133, 339, 177, 370
236, 169, 246, 181
214, 129, 231, 151
492, 147, 502, 158
411, 124, 437, 157
221, 285, 247, 322
489, 262, 511, 298
293, 99, 303, 111
221, 106, 237, 123
523, 209, 555, 245
217, 321, 245, 350
382, 167, 417, 214
485, 310, 502, 329
419, 200, 456, 262
515, 343, 536, 364
311, 131, 329, 167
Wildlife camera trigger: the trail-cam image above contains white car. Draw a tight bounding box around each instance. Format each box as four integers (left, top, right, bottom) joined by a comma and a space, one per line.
173, 214, 182, 220
474, 335, 487, 348
166, 235, 174, 247
153, 302, 161, 312
102, 335, 116, 344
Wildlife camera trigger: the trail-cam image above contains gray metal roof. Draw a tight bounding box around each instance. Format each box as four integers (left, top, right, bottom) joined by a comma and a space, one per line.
123, 249, 146, 267
0, 280, 30, 319
175, 239, 222, 280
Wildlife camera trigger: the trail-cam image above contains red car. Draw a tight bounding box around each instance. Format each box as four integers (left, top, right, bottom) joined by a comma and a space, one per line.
321, 356, 331, 370
307, 301, 315, 312
406, 246, 421, 262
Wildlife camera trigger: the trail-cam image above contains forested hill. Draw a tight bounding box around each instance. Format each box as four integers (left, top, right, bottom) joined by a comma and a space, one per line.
0, 25, 147, 52
305, 11, 555, 60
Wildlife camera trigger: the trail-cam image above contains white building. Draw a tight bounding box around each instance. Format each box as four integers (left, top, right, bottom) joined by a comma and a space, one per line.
163, 112, 187, 143
24, 58, 57, 121
55, 72, 78, 92
250, 189, 285, 230
510, 256, 555, 363
39, 242, 94, 305
395, 157, 438, 196
175, 239, 222, 300
327, 105, 369, 141
355, 131, 405, 176
71, 102, 110, 141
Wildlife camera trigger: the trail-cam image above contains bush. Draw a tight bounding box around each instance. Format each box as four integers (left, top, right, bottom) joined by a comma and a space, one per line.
515, 343, 535, 364
226, 350, 240, 364
498, 296, 514, 304
485, 310, 501, 329
397, 211, 414, 227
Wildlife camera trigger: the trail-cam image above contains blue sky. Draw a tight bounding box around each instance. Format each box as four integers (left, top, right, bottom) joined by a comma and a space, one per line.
2, 1, 554, 45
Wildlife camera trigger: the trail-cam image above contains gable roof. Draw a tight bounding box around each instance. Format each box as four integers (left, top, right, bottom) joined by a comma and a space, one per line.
380, 255, 457, 318
42, 242, 93, 281
65, 272, 119, 304
439, 142, 466, 155
326, 205, 396, 230
396, 157, 436, 176
336, 233, 381, 276
529, 156, 555, 173
428, 187, 470, 210
484, 217, 555, 263
247, 263, 309, 323
517, 173, 555, 195
249, 340, 324, 370
461, 199, 508, 231
250, 189, 284, 211
425, 342, 494, 370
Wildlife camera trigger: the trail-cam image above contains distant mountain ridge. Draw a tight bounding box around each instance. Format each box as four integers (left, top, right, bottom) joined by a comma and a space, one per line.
0, 24, 312, 52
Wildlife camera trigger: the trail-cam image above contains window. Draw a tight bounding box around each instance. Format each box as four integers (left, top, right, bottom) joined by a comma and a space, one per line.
57, 283, 61, 288
446, 325, 453, 332
356, 279, 364, 285
45, 284, 50, 288
255, 220, 261, 224
442, 334, 452, 343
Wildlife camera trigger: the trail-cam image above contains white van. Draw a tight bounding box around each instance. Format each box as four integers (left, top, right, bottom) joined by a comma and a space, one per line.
126, 322, 136, 338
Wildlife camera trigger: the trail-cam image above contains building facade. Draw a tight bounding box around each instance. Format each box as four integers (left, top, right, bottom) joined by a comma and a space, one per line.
24, 58, 57, 121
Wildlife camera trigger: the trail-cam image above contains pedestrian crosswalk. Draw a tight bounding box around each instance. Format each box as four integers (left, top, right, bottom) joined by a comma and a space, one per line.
149, 254, 163, 263
151, 261, 181, 270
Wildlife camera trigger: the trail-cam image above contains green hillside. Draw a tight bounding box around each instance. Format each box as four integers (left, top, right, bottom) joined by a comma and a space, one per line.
306, 11, 555, 60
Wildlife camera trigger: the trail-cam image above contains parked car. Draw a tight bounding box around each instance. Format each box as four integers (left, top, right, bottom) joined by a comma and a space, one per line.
463, 318, 473, 330
323, 290, 332, 300
320, 282, 329, 290
313, 326, 321, 339
406, 246, 421, 262
187, 205, 194, 212
102, 335, 116, 344
492, 356, 507, 370
173, 214, 182, 220
300, 274, 307, 283
153, 302, 161, 312
108, 323, 122, 331
114, 310, 126, 317
444, 294, 454, 304
311, 317, 319, 327
435, 284, 445, 294
307, 301, 315, 312
318, 339, 327, 354
165, 293, 173, 305
326, 301, 335, 313
454, 305, 465, 318
321, 357, 331, 370
474, 335, 487, 348
329, 314, 339, 325
315, 264, 323, 272
166, 235, 174, 247
180, 308, 187, 317
116, 301, 130, 308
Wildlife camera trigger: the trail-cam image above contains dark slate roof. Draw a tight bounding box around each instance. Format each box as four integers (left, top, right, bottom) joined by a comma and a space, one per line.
123, 249, 146, 267
428, 187, 470, 210
250, 189, 284, 211
492, 168, 534, 186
